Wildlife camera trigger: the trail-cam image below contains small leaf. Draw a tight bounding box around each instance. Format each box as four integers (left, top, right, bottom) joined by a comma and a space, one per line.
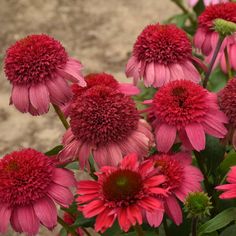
193, 0, 205, 16
218, 152, 236, 177
45, 145, 63, 156
59, 228, 68, 236
198, 208, 236, 235
73, 213, 95, 228
220, 225, 236, 236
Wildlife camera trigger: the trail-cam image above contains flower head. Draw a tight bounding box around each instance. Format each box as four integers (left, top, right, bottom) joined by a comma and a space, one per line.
77, 154, 168, 233
216, 166, 236, 199
126, 23, 201, 87
4, 34, 86, 115
0, 148, 76, 235
218, 78, 236, 148
146, 152, 203, 226
147, 80, 227, 152
59, 83, 153, 168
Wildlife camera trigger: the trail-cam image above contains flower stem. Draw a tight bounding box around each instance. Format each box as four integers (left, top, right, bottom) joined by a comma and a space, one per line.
191, 217, 198, 236
170, 0, 196, 25
163, 217, 169, 236
53, 104, 70, 129
57, 216, 77, 236
134, 224, 145, 236
81, 227, 93, 236
224, 47, 233, 80
203, 37, 224, 88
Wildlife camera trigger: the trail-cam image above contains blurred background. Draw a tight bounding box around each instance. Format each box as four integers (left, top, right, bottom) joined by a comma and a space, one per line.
0, 0, 180, 157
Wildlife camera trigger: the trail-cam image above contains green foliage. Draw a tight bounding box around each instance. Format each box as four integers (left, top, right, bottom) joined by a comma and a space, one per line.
45, 145, 63, 156
208, 68, 228, 92
193, 0, 205, 16
220, 225, 236, 236
218, 152, 236, 178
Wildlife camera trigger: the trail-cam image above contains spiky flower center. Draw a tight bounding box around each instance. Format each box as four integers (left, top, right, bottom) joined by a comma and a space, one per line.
102, 169, 143, 202
152, 80, 208, 128
4, 34, 68, 85
0, 149, 54, 207
70, 86, 139, 146
133, 24, 192, 64
198, 3, 236, 32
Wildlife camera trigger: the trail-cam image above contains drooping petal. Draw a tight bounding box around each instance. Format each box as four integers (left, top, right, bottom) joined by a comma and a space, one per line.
165, 195, 182, 225
0, 204, 11, 233
52, 168, 76, 187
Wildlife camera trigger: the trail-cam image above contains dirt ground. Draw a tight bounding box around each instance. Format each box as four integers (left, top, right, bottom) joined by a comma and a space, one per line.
0, 0, 180, 235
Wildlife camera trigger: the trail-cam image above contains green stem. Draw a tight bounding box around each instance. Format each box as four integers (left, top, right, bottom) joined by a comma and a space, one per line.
57, 216, 77, 236
53, 104, 70, 129
191, 217, 198, 236
203, 37, 224, 88
134, 224, 145, 236
224, 47, 233, 80
81, 227, 92, 236
170, 0, 195, 25
163, 217, 169, 236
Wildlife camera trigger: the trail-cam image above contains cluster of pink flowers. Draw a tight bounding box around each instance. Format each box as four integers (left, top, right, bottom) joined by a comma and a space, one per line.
1, 2, 236, 235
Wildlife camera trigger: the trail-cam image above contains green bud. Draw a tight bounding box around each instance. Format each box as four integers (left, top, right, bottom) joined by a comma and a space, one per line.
214, 18, 236, 37
184, 192, 212, 219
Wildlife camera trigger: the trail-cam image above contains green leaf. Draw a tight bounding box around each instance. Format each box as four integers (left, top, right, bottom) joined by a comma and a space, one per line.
45, 145, 63, 156
208, 67, 228, 92
59, 228, 67, 236
73, 212, 95, 228
218, 153, 236, 177
198, 208, 236, 235
102, 221, 122, 236
220, 225, 236, 236
193, 0, 205, 16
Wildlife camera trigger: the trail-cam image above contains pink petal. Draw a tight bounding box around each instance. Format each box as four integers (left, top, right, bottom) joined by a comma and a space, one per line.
106, 144, 123, 166
118, 208, 132, 232
83, 200, 106, 218
0, 204, 11, 233
193, 28, 206, 49
202, 34, 213, 56
182, 60, 201, 83
144, 175, 166, 187
155, 124, 176, 153
78, 143, 91, 170
185, 123, 206, 151
230, 44, 236, 70
154, 64, 169, 87
15, 205, 40, 235
29, 83, 50, 114
11, 85, 29, 113
52, 168, 76, 187
47, 183, 74, 207
10, 210, 23, 233
118, 83, 140, 95
169, 64, 184, 81
95, 209, 116, 233
220, 53, 227, 73
127, 205, 142, 225
33, 197, 57, 229
144, 62, 155, 87
120, 153, 138, 170
165, 195, 182, 225
146, 210, 164, 227
219, 189, 236, 199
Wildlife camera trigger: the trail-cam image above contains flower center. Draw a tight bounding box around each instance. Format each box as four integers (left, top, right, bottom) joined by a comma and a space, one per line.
102, 169, 143, 202
4, 34, 68, 85
198, 3, 236, 32
0, 149, 54, 207
70, 86, 139, 146
154, 155, 184, 190
133, 24, 192, 65
153, 80, 208, 128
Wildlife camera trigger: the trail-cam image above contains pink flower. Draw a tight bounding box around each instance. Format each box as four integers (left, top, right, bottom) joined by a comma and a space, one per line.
0, 148, 76, 236
59, 84, 153, 169
146, 80, 228, 152
216, 166, 236, 199
188, 0, 228, 7
4, 34, 86, 115
194, 3, 236, 66
76, 153, 168, 233
126, 24, 201, 88
146, 152, 203, 226
218, 78, 236, 148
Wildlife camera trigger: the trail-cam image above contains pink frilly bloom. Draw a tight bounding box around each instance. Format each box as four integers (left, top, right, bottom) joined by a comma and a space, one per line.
146, 152, 203, 226
146, 80, 228, 153
216, 166, 236, 199
0, 148, 76, 236
76, 153, 168, 233
218, 78, 236, 149
4, 34, 86, 115
188, 0, 228, 7
126, 23, 201, 88
194, 3, 236, 71
59, 81, 153, 169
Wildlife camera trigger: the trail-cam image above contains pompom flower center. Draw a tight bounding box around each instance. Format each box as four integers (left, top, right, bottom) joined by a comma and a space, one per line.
102, 169, 143, 201
70, 86, 139, 146
4, 34, 68, 85
154, 155, 184, 190
133, 24, 192, 64
198, 3, 236, 32
0, 149, 54, 207
153, 80, 208, 128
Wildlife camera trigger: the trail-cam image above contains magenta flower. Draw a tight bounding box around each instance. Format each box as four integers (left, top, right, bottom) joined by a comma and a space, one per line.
216, 166, 236, 199
146, 80, 228, 152
4, 34, 86, 115
194, 3, 236, 64
218, 78, 236, 148
146, 152, 203, 226
76, 153, 168, 233
0, 148, 76, 235
126, 23, 201, 87
188, 0, 228, 7
59, 83, 153, 169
